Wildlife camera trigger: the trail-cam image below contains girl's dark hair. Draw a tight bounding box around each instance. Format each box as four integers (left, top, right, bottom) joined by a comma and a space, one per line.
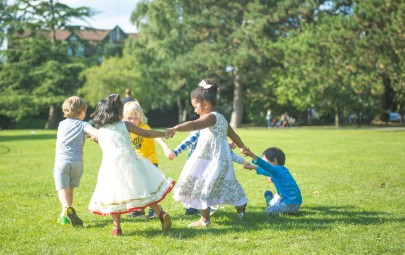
93, 94, 123, 127
190, 78, 218, 106
263, 147, 286, 166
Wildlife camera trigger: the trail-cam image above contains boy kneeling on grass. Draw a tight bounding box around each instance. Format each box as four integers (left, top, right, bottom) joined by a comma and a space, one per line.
242, 146, 302, 214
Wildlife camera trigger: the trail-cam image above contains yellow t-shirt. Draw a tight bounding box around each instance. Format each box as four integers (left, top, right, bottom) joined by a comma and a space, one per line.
129, 123, 158, 164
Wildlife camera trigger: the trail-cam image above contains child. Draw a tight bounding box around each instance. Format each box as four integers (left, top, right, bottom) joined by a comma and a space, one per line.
53, 96, 98, 227
123, 100, 172, 219
166, 79, 248, 227
242, 146, 302, 214
168, 131, 254, 215
88, 94, 175, 236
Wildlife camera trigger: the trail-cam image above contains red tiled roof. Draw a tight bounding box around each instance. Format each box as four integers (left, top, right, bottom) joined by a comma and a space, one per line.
12, 26, 138, 42
55, 30, 72, 41
75, 29, 111, 41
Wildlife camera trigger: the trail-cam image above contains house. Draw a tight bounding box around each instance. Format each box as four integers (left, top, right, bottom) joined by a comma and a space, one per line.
2, 25, 138, 60
61, 26, 138, 58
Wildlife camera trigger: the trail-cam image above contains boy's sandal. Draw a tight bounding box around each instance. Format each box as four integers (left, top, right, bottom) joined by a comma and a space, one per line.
188, 219, 211, 228
58, 215, 70, 225
67, 207, 83, 227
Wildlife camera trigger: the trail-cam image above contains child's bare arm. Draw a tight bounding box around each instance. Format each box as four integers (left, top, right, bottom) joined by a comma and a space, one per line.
227, 125, 245, 149
155, 137, 173, 157
124, 121, 168, 138
84, 125, 99, 143
243, 147, 258, 161
171, 114, 216, 132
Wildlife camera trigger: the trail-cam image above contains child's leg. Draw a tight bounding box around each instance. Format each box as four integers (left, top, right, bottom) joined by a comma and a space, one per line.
57, 188, 73, 215
149, 204, 162, 214
188, 208, 210, 227
150, 204, 172, 231
111, 214, 123, 236
266, 194, 300, 214
235, 203, 247, 219
267, 202, 300, 214
200, 208, 210, 223
112, 214, 121, 230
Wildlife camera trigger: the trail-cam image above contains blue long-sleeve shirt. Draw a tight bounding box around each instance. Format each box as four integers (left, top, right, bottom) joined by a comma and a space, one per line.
173, 131, 200, 158
252, 157, 302, 204
173, 130, 245, 164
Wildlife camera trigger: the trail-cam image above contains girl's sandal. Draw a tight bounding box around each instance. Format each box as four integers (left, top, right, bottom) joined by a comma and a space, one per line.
188, 219, 210, 228
236, 203, 247, 219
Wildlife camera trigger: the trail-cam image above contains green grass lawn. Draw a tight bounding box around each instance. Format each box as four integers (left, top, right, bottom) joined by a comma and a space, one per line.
0, 127, 404, 254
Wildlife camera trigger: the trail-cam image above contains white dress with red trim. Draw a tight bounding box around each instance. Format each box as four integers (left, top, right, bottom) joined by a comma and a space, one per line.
173, 112, 248, 209
88, 121, 175, 215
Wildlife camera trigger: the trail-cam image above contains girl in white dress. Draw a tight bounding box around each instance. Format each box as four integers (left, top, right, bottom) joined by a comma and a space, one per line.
168, 79, 248, 227
88, 94, 175, 236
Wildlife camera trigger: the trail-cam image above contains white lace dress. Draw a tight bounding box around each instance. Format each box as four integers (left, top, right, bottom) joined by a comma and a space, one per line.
88, 121, 175, 215
173, 112, 248, 209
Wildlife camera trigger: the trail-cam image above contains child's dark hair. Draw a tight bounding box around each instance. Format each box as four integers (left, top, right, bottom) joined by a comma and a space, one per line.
190, 79, 218, 106
263, 147, 286, 166
93, 94, 123, 127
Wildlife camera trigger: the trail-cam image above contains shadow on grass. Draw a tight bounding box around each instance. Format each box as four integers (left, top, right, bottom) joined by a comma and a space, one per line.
0, 145, 11, 155
0, 134, 56, 142
112, 205, 402, 239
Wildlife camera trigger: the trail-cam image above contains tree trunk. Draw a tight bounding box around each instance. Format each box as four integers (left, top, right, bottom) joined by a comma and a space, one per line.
45, 104, 58, 129
176, 95, 188, 123
334, 103, 340, 128
229, 67, 243, 128
182, 98, 189, 123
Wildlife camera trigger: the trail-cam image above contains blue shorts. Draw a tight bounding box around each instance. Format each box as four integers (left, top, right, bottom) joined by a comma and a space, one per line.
53, 160, 83, 190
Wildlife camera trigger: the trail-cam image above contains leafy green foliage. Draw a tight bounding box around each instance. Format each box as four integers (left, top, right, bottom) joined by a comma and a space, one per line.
0, 0, 93, 127
78, 56, 139, 107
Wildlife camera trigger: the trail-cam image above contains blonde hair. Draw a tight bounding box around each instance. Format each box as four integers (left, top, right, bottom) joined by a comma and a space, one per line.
62, 96, 88, 118
123, 100, 148, 124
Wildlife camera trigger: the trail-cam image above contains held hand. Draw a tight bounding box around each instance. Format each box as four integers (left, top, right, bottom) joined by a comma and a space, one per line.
228, 141, 236, 149
240, 146, 249, 156
89, 135, 99, 143
168, 152, 176, 160
164, 128, 176, 139
243, 162, 256, 170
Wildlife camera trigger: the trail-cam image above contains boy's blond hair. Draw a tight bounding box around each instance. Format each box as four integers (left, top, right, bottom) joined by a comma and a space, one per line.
62, 96, 88, 118
123, 100, 148, 124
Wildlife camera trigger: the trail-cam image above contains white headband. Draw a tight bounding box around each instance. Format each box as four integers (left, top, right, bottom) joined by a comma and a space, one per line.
198, 80, 212, 89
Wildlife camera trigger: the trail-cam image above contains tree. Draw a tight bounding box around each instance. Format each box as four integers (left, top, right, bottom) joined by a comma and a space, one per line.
266, 0, 404, 126
127, 0, 293, 126
0, 0, 93, 128
351, 0, 405, 121
78, 55, 139, 107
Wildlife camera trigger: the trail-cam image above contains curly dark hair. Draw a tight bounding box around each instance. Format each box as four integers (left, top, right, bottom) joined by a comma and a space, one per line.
190, 78, 218, 107
93, 94, 123, 127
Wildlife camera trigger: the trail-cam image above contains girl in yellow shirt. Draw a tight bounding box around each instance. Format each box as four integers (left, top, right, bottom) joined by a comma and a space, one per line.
123, 100, 172, 219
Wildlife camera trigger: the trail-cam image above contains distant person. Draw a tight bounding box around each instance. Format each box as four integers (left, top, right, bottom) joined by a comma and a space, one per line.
53, 96, 98, 227
88, 94, 175, 236
281, 113, 289, 128
123, 100, 172, 219
242, 146, 302, 214
121, 88, 134, 104
266, 108, 272, 128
